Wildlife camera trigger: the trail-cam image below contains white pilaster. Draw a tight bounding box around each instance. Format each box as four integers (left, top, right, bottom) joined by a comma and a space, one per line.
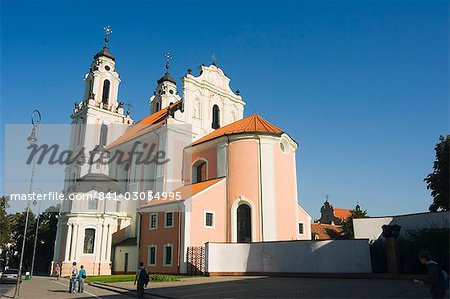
65, 223, 73, 261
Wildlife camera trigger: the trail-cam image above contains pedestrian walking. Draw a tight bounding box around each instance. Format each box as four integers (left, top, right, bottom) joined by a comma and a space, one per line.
416, 251, 448, 299
134, 262, 149, 298
68, 262, 78, 293
77, 265, 86, 293
55, 263, 61, 280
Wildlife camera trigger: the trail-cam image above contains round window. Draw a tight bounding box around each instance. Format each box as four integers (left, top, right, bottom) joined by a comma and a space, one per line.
105, 65, 111, 71
169, 89, 174, 94
280, 139, 289, 153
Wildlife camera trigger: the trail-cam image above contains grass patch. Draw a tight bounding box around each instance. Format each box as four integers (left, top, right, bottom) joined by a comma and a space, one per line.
85, 274, 186, 283
85, 274, 135, 283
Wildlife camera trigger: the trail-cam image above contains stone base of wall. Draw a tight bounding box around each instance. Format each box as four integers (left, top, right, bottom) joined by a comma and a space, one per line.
51, 261, 112, 277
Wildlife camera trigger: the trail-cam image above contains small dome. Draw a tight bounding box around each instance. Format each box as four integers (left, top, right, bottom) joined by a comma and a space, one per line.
157, 72, 176, 85
94, 46, 115, 61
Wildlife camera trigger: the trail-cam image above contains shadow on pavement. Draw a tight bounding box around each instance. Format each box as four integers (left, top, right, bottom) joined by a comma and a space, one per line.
142, 276, 430, 299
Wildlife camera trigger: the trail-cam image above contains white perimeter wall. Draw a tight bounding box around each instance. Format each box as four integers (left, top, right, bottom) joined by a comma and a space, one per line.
353, 211, 450, 241
206, 240, 371, 274
113, 245, 138, 273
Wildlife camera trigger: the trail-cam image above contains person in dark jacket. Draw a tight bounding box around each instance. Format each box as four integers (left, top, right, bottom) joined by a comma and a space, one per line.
134, 262, 147, 298
418, 251, 446, 299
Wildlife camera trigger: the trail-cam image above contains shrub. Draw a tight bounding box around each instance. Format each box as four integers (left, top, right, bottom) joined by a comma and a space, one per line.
398, 227, 449, 274
370, 227, 449, 274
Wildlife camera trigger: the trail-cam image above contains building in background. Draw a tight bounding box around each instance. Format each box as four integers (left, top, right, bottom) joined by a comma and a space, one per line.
311, 200, 352, 240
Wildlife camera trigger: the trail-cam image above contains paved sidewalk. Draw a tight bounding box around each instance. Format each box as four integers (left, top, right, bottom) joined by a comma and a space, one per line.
91, 276, 433, 298
1, 275, 121, 299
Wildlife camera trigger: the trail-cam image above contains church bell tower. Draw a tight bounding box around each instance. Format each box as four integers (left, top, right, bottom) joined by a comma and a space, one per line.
65, 27, 133, 190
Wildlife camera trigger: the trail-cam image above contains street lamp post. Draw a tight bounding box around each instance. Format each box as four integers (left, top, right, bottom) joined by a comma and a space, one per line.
14, 110, 41, 298
30, 188, 42, 279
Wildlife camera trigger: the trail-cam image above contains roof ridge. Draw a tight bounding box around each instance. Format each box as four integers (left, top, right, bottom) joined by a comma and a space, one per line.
243, 114, 256, 131
257, 115, 274, 132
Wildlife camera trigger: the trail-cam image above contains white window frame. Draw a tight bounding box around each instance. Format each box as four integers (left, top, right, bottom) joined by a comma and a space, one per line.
163, 243, 173, 267
298, 222, 305, 235
164, 211, 174, 228
147, 245, 157, 267
82, 227, 96, 255
204, 210, 215, 228
149, 213, 158, 230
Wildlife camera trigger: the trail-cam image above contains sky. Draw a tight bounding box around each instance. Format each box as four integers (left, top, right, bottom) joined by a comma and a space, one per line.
0, 0, 448, 219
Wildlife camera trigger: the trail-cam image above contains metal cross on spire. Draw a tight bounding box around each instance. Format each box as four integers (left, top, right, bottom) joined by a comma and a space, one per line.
164, 52, 172, 72
211, 52, 217, 66
325, 194, 330, 201
103, 25, 112, 47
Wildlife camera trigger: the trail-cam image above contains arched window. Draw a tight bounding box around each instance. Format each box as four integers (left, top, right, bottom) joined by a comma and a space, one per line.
237, 204, 251, 243
192, 160, 207, 183
155, 102, 160, 112
212, 105, 220, 129
100, 124, 108, 146
102, 80, 110, 104
83, 229, 95, 254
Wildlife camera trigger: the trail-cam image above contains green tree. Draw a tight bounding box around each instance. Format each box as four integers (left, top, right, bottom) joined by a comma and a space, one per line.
424, 135, 449, 212
33, 206, 59, 273
341, 205, 368, 239
0, 196, 11, 269
0, 196, 10, 249
6, 210, 36, 270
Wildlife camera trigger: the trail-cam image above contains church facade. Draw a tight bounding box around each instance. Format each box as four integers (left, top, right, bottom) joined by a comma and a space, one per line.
52, 34, 312, 276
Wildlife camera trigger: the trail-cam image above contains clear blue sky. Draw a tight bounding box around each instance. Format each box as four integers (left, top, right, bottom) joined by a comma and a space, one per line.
1, 0, 448, 218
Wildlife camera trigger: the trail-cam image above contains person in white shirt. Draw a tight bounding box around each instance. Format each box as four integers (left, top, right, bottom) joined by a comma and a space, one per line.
68, 262, 78, 293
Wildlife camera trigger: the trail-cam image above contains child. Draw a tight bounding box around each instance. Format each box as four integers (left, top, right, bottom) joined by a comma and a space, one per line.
77, 265, 87, 293
69, 262, 78, 293
55, 263, 61, 280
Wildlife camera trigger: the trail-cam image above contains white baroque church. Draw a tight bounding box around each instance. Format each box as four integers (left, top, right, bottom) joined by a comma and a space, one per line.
52, 33, 311, 276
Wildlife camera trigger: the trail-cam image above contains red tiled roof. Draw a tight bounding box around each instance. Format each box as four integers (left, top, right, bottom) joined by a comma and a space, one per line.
106, 101, 181, 149
311, 223, 345, 240
192, 114, 283, 146
140, 177, 224, 208
334, 208, 352, 221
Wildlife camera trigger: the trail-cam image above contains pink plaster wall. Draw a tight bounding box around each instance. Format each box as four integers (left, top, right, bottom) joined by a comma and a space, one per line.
228, 140, 261, 241
297, 205, 312, 240
189, 179, 227, 246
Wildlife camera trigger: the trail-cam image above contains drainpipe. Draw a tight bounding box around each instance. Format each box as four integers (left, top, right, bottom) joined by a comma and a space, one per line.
256, 134, 264, 242
177, 204, 182, 273
136, 211, 142, 266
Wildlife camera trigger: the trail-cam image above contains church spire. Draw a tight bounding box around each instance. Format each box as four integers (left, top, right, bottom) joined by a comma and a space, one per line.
157, 52, 176, 84
164, 51, 171, 71
150, 52, 181, 113
94, 25, 115, 61
103, 25, 112, 47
